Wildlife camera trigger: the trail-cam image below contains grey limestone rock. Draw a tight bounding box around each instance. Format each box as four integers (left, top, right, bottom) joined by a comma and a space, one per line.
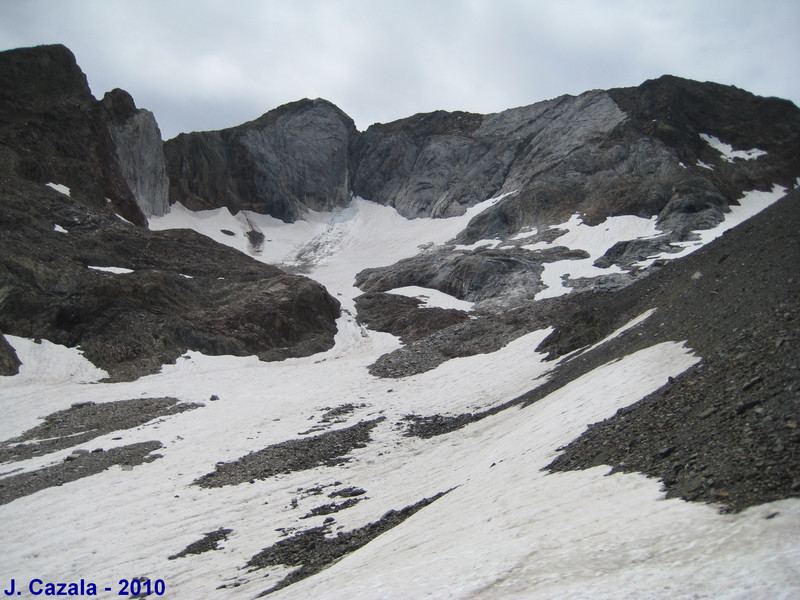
103, 88, 170, 217
165, 98, 357, 222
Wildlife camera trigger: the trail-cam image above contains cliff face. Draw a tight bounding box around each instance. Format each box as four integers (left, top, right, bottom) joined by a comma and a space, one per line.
162, 77, 800, 245
102, 88, 170, 218
0, 44, 146, 226
164, 98, 358, 222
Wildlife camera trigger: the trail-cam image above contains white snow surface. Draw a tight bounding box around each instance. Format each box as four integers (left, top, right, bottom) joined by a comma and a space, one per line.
53, 224, 68, 234
532, 213, 660, 300
700, 133, 768, 162
385, 286, 475, 311
454, 238, 502, 251
87, 265, 135, 274
45, 182, 70, 196
2, 190, 799, 598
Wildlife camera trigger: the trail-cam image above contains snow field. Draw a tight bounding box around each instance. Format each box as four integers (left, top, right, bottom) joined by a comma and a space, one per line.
3, 186, 799, 598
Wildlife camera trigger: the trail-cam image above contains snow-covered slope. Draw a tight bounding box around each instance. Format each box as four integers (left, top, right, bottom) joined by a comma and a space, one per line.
3, 189, 799, 599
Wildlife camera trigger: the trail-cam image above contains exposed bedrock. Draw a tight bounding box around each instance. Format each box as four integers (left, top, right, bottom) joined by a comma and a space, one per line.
0, 179, 341, 381
355, 245, 589, 307
102, 88, 170, 217
0, 44, 146, 225
162, 75, 800, 244
164, 98, 358, 221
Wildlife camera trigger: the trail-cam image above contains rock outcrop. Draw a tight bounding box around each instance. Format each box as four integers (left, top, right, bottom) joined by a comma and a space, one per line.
0, 44, 146, 226
0, 331, 20, 375
102, 88, 170, 217
164, 99, 358, 221
0, 177, 341, 381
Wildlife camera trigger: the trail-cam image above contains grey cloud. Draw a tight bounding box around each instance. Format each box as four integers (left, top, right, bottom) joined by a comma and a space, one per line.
1, 0, 798, 139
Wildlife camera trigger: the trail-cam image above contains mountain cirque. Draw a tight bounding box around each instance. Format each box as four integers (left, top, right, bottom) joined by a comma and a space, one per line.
1, 42, 800, 597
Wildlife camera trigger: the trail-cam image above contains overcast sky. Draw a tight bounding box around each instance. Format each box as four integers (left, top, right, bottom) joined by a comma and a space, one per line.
1, 0, 798, 139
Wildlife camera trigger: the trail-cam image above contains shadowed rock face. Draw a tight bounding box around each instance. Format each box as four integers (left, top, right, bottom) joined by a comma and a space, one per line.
164, 98, 358, 222
0, 44, 146, 226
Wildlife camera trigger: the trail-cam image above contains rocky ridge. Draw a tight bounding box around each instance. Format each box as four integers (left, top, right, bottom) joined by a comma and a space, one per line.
0, 45, 342, 380
103, 87, 170, 217
163, 73, 800, 310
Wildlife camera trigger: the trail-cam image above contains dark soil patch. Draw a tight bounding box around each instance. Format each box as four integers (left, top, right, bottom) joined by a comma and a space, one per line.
169, 528, 233, 560
320, 404, 365, 423
194, 419, 384, 488
365, 283, 640, 378
244, 490, 450, 596
403, 406, 512, 439
0, 441, 163, 505
0, 397, 200, 463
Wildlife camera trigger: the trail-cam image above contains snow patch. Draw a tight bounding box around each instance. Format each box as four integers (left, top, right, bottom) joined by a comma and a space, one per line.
701, 133, 767, 162
454, 238, 502, 251
45, 183, 70, 196
88, 265, 134, 274
385, 286, 475, 311
1, 336, 107, 387
635, 184, 788, 268
533, 213, 660, 300
510, 227, 539, 240
53, 224, 68, 234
